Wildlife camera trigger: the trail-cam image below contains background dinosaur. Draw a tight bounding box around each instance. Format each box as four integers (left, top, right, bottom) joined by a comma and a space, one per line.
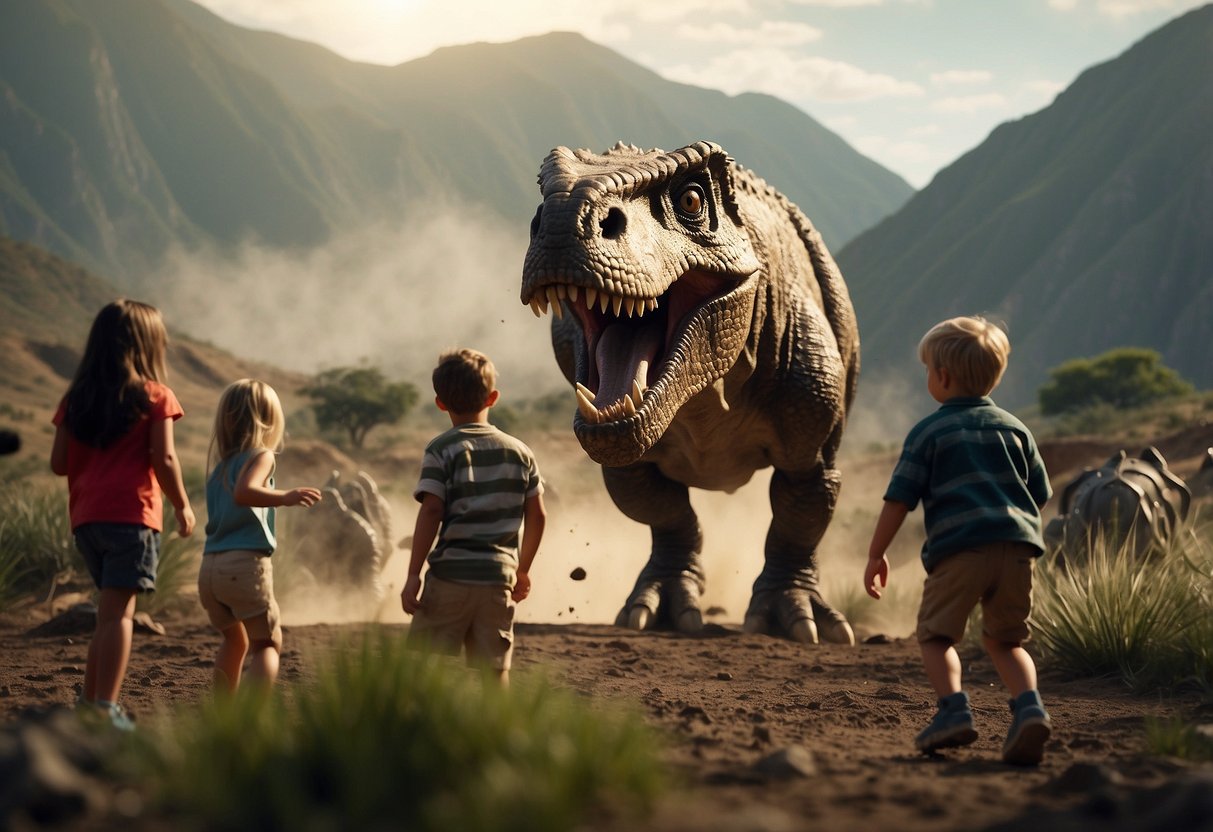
521, 141, 859, 644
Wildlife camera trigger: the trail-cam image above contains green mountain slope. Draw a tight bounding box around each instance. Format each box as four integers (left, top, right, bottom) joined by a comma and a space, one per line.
838, 4, 1213, 409
0, 0, 912, 286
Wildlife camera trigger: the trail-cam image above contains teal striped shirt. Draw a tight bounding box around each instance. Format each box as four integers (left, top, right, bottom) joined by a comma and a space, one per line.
414, 423, 543, 587
884, 397, 1051, 572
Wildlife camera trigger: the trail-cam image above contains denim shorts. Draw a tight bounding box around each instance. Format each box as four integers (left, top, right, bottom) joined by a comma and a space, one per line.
74, 523, 159, 592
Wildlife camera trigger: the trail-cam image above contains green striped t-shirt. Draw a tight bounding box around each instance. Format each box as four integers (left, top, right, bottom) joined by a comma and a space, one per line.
884, 397, 1051, 572
414, 423, 543, 587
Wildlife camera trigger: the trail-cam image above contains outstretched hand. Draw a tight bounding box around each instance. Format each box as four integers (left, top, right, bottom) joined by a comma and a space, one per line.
285, 487, 322, 507
864, 555, 889, 600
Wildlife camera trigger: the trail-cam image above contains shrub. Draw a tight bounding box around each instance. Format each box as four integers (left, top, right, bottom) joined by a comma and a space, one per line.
1032, 531, 1211, 692
1038, 348, 1193, 416
138, 630, 665, 831
0, 483, 80, 600
301, 366, 418, 449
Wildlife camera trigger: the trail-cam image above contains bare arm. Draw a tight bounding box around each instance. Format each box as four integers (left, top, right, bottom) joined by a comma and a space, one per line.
863, 499, 910, 600
233, 450, 321, 508
50, 423, 69, 476
150, 417, 195, 537
401, 493, 444, 615
512, 492, 547, 602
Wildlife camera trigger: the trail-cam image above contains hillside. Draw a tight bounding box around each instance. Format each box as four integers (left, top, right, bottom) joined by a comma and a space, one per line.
0, 0, 912, 288
838, 4, 1213, 410
0, 236, 307, 467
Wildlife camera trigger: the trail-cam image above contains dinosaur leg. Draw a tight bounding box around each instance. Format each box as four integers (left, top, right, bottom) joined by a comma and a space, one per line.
602, 463, 705, 634
744, 466, 855, 645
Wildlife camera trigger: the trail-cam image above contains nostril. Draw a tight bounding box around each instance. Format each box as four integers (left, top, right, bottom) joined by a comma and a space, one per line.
599, 207, 626, 240
530, 205, 543, 239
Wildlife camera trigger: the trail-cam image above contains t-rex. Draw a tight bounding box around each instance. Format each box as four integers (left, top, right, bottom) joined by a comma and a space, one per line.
520, 140, 859, 644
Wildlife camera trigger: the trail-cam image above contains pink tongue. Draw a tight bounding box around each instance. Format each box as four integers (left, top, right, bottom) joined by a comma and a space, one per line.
594, 320, 661, 405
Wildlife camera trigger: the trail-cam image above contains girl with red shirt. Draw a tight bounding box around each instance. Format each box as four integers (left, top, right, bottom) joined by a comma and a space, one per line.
51, 299, 195, 730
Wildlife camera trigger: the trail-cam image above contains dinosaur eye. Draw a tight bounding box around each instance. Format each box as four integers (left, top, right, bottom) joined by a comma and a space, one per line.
676, 184, 705, 217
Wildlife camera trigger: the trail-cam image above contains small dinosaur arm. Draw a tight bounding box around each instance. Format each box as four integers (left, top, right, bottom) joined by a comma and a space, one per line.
520, 141, 859, 644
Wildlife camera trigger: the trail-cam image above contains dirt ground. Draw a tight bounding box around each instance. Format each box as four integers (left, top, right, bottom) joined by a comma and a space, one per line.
2, 598, 1210, 832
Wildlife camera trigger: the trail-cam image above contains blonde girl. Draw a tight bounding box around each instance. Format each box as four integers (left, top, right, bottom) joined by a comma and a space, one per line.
51, 299, 196, 730
199, 379, 321, 691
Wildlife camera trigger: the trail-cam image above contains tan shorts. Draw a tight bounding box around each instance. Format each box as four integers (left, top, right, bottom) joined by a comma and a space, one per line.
916, 541, 1037, 645
406, 576, 515, 671
198, 550, 283, 651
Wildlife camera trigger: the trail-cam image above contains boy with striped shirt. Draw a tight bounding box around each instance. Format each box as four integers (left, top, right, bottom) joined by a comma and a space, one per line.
402, 348, 546, 685
863, 316, 1054, 765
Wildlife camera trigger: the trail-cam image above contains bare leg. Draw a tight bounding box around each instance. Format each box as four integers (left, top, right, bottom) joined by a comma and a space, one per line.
982, 636, 1037, 698
90, 588, 137, 704
214, 622, 249, 692
245, 642, 280, 687
920, 638, 963, 699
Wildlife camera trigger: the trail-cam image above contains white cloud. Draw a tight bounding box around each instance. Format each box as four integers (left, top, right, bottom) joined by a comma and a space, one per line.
930, 69, 993, 85
1048, 0, 1080, 9
663, 49, 924, 101
1048, 0, 1204, 16
929, 92, 1008, 113
675, 20, 823, 47
824, 114, 859, 130
907, 123, 941, 137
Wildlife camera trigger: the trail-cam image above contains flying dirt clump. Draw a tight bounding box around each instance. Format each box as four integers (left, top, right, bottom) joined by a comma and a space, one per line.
521, 140, 859, 645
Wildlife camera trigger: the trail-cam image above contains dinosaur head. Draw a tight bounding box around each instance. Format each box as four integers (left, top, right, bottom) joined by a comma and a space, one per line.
521, 141, 762, 466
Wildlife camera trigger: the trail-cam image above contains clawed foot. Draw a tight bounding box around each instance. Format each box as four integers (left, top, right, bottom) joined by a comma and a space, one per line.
615, 573, 703, 633
743, 589, 856, 645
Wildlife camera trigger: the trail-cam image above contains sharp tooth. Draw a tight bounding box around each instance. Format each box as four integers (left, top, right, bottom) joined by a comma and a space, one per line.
567, 285, 579, 302
530, 299, 543, 317
575, 387, 599, 423
599, 292, 609, 313
612, 295, 623, 316
625, 298, 635, 317
538, 295, 549, 314
647, 298, 657, 312
576, 382, 596, 402
631, 380, 644, 405
636, 300, 646, 317
556, 285, 567, 300
584, 287, 597, 309
547, 287, 563, 319
622, 394, 636, 416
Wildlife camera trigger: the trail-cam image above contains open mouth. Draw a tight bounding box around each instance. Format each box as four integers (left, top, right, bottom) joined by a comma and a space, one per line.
527, 270, 740, 425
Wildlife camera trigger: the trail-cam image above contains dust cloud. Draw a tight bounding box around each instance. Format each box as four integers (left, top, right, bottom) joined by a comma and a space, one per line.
147, 202, 567, 397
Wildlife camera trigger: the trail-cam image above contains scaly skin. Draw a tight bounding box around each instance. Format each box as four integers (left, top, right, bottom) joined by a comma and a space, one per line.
520, 141, 859, 644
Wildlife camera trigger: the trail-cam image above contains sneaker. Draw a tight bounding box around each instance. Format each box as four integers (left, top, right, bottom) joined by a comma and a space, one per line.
915, 691, 978, 754
1003, 690, 1051, 765
80, 700, 136, 732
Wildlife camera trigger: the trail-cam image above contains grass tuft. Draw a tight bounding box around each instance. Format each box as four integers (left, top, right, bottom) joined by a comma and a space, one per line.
137, 629, 665, 831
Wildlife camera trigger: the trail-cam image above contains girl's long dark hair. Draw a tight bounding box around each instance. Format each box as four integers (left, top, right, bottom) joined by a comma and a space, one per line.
64, 299, 168, 448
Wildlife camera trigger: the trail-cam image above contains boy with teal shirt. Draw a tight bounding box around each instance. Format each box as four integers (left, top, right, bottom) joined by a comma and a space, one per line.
863, 316, 1054, 765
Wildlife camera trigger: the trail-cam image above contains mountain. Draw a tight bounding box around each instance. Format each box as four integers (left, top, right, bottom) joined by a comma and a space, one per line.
0, 0, 913, 288
838, 4, 1213, 411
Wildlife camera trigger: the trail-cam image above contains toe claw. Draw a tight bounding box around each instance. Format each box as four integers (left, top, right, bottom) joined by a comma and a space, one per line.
676, 608, 703, 634
820, 618, 856, 646
790, 619, 819, 645
627, 605, 651, 630
742, 614, 766, 635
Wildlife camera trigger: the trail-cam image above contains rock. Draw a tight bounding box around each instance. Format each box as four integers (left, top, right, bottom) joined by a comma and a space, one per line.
753, 746, 817, 779
26, 603, 97, 637
569, 567, 587, 581
132, 612, 165, 636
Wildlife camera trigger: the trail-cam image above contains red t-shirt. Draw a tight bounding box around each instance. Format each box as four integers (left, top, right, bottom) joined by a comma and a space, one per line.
52, 381, 184, 532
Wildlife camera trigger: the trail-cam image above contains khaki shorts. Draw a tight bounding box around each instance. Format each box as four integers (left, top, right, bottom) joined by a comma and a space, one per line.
407, 576, 515, 671
916, 541, 1037, 645
198, 550, 283, 651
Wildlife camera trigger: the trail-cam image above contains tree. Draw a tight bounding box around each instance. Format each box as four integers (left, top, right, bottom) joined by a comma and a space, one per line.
301, 366, 418, 449
1038, 347, 1193, 416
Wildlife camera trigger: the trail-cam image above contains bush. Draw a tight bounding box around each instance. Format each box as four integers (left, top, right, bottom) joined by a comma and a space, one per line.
1032, 531, 1212, 692
138, 630, 665, 831
0, 483, 80, 603
1038, 348, 1193, 416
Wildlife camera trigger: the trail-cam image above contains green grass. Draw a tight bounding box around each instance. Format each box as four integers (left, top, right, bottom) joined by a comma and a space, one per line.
137, 532, 201, 617
0, 482, 79, 604
1031, 529, 1213, 693
136, 629, 665, 831
1145, 716, 1213, 761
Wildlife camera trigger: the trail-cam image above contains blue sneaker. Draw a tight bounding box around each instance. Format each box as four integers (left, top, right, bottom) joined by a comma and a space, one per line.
1003, 690, 1050, 765
915, 691, 978, 754
79, 700, 136, 732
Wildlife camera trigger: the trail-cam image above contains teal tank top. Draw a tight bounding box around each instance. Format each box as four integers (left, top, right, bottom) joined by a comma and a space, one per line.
204, 449, 276, 554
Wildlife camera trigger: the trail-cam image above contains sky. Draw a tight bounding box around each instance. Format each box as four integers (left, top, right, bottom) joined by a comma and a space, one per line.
188, 0, 1208, 188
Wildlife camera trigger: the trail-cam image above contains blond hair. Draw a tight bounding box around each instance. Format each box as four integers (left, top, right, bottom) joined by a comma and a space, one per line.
208, 379, 286, 475
918, 316, 1010, 396
432, 348, 497, 414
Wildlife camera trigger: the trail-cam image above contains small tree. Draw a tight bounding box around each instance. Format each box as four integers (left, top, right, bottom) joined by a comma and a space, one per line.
1039, 347, 1193, 416
301, 366, 418, 449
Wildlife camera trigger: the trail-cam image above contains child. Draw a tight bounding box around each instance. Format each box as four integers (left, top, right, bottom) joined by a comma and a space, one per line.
199, 379, 321, 692
862, 316, 1054, 765
51, 299, 196, 730
401, 348, 546, 686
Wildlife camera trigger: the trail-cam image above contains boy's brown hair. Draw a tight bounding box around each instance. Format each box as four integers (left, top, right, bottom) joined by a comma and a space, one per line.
433, 348, 497, 414
917, 316, 1010, 396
